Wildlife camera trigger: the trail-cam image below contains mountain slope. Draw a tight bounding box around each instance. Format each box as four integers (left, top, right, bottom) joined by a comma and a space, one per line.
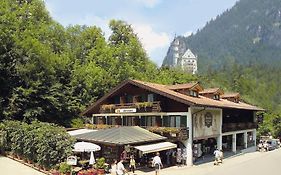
184, 0, 281, 70
161, 0, 281, 114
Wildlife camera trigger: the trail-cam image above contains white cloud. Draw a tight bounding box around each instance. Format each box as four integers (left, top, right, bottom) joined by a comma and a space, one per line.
183, 31, 193, 37
134, 0, 161, 8
78, 15, 112, 39
132, 23, 170, 55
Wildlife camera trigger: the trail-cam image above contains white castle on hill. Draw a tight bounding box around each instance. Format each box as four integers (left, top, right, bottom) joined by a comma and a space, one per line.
162, 37, 198, 74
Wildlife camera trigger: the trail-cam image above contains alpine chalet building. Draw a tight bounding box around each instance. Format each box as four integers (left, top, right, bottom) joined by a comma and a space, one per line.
82, 79, 263, 166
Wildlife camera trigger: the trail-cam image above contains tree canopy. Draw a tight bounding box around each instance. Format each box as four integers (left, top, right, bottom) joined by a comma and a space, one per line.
0, 0, 196, 126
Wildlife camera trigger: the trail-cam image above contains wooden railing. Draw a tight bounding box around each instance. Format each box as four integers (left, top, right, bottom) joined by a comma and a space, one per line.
100, 101, 161, 113
145, 126, 189, 141
222, 122, 257, 133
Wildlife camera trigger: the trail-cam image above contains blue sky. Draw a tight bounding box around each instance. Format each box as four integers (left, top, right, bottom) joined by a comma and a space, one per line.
45, 0, 238, 66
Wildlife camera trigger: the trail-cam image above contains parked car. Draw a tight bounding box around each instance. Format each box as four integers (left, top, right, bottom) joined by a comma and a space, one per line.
271, 139, 280, 148
266, 140, 278, 151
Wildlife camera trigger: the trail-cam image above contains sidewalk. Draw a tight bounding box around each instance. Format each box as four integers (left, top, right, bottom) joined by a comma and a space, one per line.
0, 156, 45, 175
132, 150, 267, 175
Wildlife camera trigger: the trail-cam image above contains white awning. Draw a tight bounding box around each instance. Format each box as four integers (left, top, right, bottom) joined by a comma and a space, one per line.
134, 142, 177, 154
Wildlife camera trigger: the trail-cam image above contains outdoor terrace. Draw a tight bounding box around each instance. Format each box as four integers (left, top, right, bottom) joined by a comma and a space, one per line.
99, 101, 161, 113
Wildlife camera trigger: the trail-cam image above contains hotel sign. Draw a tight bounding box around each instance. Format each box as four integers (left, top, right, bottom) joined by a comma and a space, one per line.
115, 108, 137, 113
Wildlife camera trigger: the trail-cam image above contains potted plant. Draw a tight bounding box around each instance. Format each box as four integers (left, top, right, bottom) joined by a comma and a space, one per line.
87, 168, 98, 175
96, 157, 106, 175
59, 162, 71, 175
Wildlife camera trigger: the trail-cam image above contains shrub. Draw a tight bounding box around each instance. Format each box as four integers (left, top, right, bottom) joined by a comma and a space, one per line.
70, 117, 85, 128
59, 162, 72, 174
0, 120, 76, 169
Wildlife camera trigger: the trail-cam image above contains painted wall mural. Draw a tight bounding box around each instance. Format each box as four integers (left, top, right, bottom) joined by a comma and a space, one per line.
192, 109, 221, 140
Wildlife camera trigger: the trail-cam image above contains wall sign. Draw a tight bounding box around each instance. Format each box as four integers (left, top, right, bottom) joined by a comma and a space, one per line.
115, 108, 137, 113
204, 112, 213, 128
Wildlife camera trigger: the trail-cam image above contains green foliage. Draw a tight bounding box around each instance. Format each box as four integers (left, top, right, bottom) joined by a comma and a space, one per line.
0, 120, 75, 169
96, 157, 106, 169
70, 117, 85, 128
0, 0, 196, 125
178, 0, 281, 137
59, 162, 72, 174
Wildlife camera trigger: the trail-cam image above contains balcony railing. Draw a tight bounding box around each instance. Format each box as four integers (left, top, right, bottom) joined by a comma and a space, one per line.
145, 126, 189, 141
100, 101, 161, 113
222, 122, 257, 133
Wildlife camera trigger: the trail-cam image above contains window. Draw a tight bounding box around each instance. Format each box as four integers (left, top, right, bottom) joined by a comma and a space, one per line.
163, 116, 187, 128
189, 90, 198, 97
145, 116, 156, 127
126, 95, 133, 103
114, 96, 120, 104
148, 94, 154, 102
213, 94, 220, 100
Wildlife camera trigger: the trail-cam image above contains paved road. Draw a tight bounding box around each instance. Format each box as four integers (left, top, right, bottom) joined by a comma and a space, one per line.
0, 156, 45, 175
1, 149, 280, 175
136, 148, 281, 175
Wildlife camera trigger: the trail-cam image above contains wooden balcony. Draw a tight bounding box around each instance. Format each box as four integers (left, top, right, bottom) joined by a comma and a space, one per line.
146, 126, 189, 141
100, 101, 161, 113
222, 122, 257, 133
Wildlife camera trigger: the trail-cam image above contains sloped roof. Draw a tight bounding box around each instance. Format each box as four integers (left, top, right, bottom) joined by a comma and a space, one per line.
182, 49, 196, 59
199, 88, 224, 95
73, 126, 166, 145
82, 79, 263, 116
166, 82, 203, 91
222, 93, 240, 99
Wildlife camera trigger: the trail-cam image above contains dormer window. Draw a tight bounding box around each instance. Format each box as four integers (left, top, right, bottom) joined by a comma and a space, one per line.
213, 94, 220, 100
189, 90, 198, 97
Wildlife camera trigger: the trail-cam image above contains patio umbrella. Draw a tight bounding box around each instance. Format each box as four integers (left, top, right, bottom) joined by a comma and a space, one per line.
89, 151, 95, 165
73, 141, 101, 152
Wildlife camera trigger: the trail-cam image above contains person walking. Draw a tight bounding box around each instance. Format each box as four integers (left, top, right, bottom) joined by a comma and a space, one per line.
111, 159, 117, 175
129, 156, 136, 174
152, 152, 163, 175
213, 148, 220, 165
219, 149, 224, 164
116, 159, 127, 175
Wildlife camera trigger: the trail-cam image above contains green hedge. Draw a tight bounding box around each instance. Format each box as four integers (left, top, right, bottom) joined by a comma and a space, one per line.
0, 120, 75, 169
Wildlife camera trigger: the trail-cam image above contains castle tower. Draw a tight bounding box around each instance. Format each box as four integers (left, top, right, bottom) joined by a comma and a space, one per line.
181, 49, 198, 74
172, 38, 180, 67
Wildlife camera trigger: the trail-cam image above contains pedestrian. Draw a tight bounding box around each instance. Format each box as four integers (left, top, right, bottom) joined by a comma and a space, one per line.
176, 148, 182, 166
219, 149, 223, 163
116, 159, 127, 175
129, 155, 136, 174
111, 159, 117, 175
152, 152, 163, 175
213, 148, 220, 165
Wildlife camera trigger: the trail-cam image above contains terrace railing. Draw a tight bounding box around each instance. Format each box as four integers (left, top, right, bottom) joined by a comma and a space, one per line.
222, 122, 257, 133
100, 101, 161, 113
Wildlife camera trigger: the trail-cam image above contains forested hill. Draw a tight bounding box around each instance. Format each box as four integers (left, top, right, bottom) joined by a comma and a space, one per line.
0, 0, 196, 126
171, 0, 281, 114
179, 0, 281, 134
185, 0, 281, 70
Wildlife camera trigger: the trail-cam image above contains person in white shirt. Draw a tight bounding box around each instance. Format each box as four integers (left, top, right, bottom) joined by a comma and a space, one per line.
213, 148, 220, 165
116, 159, 127, 175
111, 159, 117, 175
152, 152, 163, 175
